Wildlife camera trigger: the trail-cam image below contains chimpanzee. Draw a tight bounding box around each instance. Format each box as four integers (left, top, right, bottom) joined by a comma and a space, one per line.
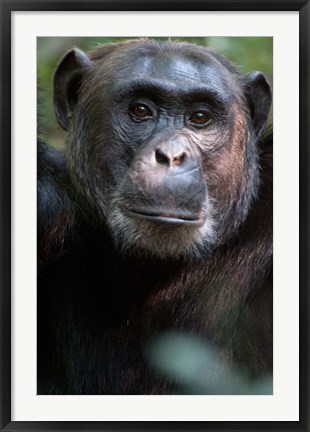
37, 39, 272, 395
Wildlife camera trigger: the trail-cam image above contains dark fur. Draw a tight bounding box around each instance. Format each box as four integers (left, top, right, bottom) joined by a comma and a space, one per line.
38, 39, 272, 395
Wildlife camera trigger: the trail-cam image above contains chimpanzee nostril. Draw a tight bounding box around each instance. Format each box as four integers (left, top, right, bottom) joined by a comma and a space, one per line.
155, 148, 187, 167
172, 151, 186, 166
155, 148, 170, 166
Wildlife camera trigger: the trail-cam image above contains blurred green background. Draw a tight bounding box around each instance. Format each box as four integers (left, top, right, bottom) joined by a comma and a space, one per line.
37, 37, 272, 147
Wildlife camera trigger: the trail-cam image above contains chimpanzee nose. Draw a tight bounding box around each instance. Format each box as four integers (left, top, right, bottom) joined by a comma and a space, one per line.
155, 138, 188, 168
155, 148, 187, 167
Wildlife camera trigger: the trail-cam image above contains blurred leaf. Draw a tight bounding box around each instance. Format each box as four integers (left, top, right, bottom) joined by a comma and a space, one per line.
147, 331, 272, 395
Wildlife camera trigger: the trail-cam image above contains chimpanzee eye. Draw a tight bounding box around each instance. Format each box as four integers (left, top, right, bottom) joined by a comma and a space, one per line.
130, 104, 153, 119
188, 111, 212, 127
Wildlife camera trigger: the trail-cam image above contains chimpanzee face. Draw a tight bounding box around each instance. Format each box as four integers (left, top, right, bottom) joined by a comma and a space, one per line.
54, 40, 271, 259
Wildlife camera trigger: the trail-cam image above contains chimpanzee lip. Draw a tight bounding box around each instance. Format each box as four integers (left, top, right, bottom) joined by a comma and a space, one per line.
122, 206, 204, 226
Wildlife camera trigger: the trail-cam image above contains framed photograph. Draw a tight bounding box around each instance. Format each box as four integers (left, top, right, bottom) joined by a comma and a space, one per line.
1, 1, 309, 431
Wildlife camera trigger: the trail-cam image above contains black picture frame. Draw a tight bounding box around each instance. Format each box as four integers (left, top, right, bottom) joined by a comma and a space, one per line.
1, 1, 309, 431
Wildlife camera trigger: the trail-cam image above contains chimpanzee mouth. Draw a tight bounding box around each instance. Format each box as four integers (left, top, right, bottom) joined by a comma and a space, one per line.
122, 206, 204, 226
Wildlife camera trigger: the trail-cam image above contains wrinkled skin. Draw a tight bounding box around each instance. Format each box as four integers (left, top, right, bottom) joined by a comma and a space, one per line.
38, 40, 272, 395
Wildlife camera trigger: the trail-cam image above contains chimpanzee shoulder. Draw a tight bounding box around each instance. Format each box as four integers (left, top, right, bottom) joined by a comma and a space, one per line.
37, 140, 76, 265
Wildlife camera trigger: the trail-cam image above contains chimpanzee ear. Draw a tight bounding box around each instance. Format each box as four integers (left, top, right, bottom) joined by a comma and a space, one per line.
53, 48, 94, 131
242, 71, 272, 137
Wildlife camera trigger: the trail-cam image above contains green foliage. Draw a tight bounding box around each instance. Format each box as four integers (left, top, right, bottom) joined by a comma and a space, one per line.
147, 331, 273, 395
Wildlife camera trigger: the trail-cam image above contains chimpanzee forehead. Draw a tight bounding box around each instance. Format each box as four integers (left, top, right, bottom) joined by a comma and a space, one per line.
113, 51, 231, 92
